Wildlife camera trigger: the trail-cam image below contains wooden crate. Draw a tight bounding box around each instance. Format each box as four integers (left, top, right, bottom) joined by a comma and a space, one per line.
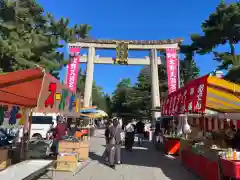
56, 154, 78, 171
0, 149, 8, 161
59, 141, 80, 149
56, 160, 77, 172
58, 147, 79, 153
57, 153, 78, 161
0, 159, 11, 170
78, 143, 89, 160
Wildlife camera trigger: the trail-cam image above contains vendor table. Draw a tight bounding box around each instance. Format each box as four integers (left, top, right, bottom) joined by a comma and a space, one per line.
181, 149, 219, 180
220, 158, 240, 179
0, 160, 54, 180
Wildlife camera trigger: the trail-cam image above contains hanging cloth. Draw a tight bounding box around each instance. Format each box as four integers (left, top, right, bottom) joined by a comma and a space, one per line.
9, 106, 19, 125
19, 108, 26, 125
0, 106, 4, 125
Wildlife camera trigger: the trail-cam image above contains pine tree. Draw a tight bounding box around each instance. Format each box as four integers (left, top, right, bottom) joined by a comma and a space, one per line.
0, 0, 92, 78
189, 1, 240, 81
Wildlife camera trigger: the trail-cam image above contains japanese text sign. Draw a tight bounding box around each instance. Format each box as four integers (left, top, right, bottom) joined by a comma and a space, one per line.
166, 48, 179, 94
162, 75, 208, 115
66, 47, 81, 92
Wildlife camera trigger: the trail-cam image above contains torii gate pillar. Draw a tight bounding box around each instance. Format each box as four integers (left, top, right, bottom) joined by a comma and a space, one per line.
83, 46, 95, 107
150, 49, 161, 127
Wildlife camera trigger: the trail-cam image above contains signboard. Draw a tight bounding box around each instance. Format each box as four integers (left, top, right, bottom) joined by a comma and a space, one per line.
116, 42, 128, 64
34, 74, 81, 116
166, 48, 179, 94
162, 75, 208, 115
66, 47, 81, 92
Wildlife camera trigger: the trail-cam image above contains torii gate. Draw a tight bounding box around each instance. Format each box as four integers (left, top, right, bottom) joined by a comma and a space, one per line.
68, 38, 183, 121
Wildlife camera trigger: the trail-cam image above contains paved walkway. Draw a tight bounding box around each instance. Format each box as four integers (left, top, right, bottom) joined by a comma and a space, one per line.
61, 129, 198, 180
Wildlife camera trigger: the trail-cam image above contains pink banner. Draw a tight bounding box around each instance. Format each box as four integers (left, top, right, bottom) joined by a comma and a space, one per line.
166, 48, 179, 94
66, 47, 81, 92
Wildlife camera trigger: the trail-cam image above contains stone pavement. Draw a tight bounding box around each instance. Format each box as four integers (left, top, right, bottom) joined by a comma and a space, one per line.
45, 129, 198, 180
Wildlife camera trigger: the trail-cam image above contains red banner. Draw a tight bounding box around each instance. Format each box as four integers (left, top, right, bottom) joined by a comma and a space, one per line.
66, 47, 81, 92
162, 75, 208, 115
166, 48, 179, 94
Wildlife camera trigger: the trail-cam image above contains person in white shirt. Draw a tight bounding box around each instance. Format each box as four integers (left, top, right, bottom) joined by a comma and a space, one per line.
125, 119, 135, 151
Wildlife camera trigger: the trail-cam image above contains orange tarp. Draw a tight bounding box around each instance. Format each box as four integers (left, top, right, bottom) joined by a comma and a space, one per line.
0, 68, 44, 107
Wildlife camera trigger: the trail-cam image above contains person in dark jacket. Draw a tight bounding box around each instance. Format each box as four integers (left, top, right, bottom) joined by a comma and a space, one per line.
103, 121, 111, 162
136, 120, 145, 145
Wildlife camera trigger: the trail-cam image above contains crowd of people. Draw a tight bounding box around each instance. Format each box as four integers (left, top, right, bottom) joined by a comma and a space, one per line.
104, 118, 146, 168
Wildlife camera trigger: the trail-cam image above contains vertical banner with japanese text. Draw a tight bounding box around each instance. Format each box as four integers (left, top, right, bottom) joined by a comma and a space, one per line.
166, 48, 179, 94
66, 47, 81, 92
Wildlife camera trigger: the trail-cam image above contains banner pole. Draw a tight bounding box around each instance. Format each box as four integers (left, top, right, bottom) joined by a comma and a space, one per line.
177, 53, 181, 89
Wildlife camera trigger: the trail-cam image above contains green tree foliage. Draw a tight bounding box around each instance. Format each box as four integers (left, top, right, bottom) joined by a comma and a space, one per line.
180, 45, 200, 85
0, 0, 91, 78
189, 1, 240, 82
76, 69, 110, 113
110, 50, 200, 118
111, 78, 133, 117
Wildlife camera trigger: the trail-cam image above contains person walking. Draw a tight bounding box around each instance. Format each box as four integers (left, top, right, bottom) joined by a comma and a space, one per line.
125, 119, 135, 151
103, 121, 111, 162
53, 118, 66, 155
136, 120, 145, 146
108, 118, 123, 168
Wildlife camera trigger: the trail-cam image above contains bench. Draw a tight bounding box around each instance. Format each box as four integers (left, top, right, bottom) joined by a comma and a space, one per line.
0, 160, 54, 180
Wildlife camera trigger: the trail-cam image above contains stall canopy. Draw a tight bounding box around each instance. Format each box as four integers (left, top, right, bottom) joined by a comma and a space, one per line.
83, 110, 108, 118
162, 75, 240, 115
0, 68, 44, 107
0, 68, 82, 116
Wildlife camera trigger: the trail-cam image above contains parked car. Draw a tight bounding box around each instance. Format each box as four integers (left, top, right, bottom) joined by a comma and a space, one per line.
19, 112, 57, 140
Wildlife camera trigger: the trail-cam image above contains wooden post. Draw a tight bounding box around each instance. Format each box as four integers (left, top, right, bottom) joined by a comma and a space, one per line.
202, 113, 206, 137
25, 110, 32, 160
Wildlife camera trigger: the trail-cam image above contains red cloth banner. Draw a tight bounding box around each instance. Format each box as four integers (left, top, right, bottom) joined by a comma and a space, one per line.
66, 47, 81, 92
162, 75, 208, 115
166, 48, 179, 94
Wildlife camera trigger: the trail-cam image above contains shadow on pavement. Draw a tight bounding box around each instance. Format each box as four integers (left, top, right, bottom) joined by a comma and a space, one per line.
89, 141, 196, 180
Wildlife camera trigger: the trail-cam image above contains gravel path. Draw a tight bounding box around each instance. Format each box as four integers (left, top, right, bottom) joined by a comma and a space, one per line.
64, 129, 198, 180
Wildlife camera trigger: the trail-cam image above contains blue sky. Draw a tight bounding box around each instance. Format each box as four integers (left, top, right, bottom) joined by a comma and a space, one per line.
38, 0, 235, 94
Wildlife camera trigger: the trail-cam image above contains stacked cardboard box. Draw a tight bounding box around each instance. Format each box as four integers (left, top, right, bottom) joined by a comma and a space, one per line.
78, 140, 89, 160
58, 140, 89, 161
56, 153, 78, 171
0, 149, 11, 170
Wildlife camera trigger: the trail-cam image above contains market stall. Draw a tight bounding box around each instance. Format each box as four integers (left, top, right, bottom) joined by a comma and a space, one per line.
0, 68, 89, 175
161, 74, 240, 180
